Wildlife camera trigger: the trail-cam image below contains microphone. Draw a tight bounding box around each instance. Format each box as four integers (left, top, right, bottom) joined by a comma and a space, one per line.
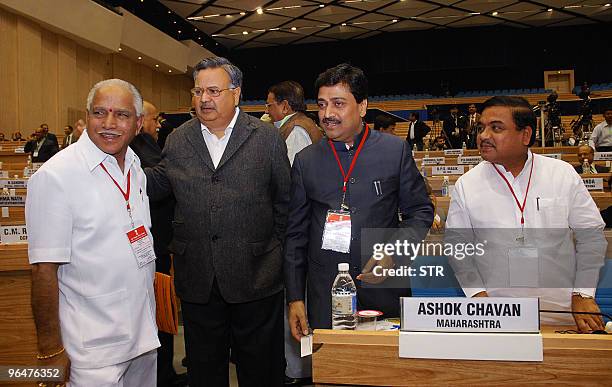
540, 309, 612, 334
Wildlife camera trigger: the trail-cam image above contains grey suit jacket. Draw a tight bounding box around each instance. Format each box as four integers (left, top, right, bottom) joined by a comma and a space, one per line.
146, 110, 291, 304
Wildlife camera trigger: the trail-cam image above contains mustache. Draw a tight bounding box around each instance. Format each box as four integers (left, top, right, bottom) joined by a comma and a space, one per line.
199, 103, 216, 110
97, 130, 122, 136
322, 117, 341, 125
479, 140, 495, 147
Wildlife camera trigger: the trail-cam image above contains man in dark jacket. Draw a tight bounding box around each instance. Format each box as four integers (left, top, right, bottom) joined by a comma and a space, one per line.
285, 64, 433, 342
130, 101, 185, 387
24, 127, 59, 162
405, 112, 431, 150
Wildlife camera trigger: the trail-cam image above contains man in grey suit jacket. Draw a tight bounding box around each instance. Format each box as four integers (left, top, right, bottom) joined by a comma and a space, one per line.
146, 57, 291, 387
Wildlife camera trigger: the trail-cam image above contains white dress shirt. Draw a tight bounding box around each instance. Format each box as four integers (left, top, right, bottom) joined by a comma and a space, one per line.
589, 120, 612, 149
446, 151, 606, 323
285, 125, 312, 166
409, 121, 415, 140
26, 130, 159, 368
201, 107, 240, 168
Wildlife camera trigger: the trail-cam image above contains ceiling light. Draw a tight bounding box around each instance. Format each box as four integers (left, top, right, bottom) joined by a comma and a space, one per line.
392, 19, 398, 22
470, 12, 480, 15
155, 64, 159, 68
178, 30, 182, 33
605, 3, 611, 6
240, 12, 246, 15
547, 8, 553, 12
194, 28, 197, 31
204, 14, 220, 18
137, 56, 142, 60
256, 8, 263, 14
492, 11, 499, 16
243, 31, 249, 34
226, 14, 232, 18
167, 11, 171, 14
319, 4, 324, 7
118, 47, 122, 51
198, 36, 201, 40
168, 70, 172, 73
270, 28, 280, 31
291, 27, 297, 30
341, 23, 347, 26
173, 21, 177, 24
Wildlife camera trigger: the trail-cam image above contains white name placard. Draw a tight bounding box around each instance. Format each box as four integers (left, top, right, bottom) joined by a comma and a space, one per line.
595, 152, 612, 161
13, 147, 25, 153
457, 156, 482, 165
422, 157, 445, 165
0, 195, 26, 206
400, 297, 540, 333
444, 149, 464, 156
542, 153, 562, 160
0, 171, 8, 178
0, 179, 27, 189
0, 225, 28, 244
432, 166, 465, 175
583, 177, 604, 191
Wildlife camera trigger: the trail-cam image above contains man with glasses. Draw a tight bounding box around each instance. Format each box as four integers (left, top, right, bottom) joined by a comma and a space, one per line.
146, 57, 291, 387
266, 81, 322, 166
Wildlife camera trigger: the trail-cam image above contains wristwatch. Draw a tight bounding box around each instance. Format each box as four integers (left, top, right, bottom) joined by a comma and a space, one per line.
572, 292, 594, 299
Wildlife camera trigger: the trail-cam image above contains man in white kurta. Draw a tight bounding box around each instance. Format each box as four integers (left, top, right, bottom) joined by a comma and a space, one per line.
26, 79, 159, 386
446, 96, 606, 332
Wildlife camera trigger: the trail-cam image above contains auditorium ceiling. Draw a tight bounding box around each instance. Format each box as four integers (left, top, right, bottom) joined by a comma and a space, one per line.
157, 0, 611, 49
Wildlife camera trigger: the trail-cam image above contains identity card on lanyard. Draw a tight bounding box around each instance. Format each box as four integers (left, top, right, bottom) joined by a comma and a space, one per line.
100, 163, 156, 268
321, 125, 369, 254
492, 157, 539, 287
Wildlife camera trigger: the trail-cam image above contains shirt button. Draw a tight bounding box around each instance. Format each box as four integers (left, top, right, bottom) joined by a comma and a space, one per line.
211, 205, 218, 212
350, 207, 357, 214
350, 177, 356, 184
348, 151, 354, 156
211, 175, 220, 183
211, 235, 219, 241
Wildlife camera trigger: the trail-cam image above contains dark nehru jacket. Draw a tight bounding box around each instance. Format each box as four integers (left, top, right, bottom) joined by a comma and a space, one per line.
285, 128, 434, 328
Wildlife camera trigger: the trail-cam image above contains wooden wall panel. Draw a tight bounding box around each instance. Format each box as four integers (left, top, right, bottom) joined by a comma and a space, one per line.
75, 45, 90, 112
0, 8, 193, 133
0, 9, 19, 135
41, 32, 59, 133
16, 17, 42, 134
57, 36, 77, 130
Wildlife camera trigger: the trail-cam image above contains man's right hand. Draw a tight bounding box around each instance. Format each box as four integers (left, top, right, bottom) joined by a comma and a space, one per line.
37, 350, 70, 385
288, 300, 309, 342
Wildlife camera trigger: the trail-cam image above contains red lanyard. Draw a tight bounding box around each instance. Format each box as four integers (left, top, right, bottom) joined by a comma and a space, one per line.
328, 125, 369, 194
492, 155, 534, 226
100, 163, 131, 211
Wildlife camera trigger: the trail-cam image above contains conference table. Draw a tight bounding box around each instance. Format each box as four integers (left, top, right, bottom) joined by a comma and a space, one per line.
312, 327, 612, 385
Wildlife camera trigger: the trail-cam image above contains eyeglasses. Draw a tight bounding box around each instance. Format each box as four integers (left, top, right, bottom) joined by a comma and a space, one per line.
190, 87, 235, 98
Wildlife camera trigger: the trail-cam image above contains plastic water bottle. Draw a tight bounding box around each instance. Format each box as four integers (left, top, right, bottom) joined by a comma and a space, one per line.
462, 141, 467, 150
420, 160, 427, 177
331, 263, 357, 330
582, 158, 590, 174
441, 176, 449, 197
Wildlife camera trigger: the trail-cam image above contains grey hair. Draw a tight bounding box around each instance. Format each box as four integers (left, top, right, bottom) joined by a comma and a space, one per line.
86, 79, 143, 116
192, 57, 243, 88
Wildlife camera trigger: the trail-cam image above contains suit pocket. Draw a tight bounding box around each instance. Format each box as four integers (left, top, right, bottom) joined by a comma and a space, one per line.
80, 289, 131, 349
168, 238, 188, 256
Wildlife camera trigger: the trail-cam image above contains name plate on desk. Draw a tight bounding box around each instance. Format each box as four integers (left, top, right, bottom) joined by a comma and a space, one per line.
422, 157, 445, 165
595, 152, 612, 161
13, 147, 24, 153
444, 149, 464, 156
399, 297, 542, 362
0, 225, 28, 244
400, 297, 540, 333
0, 171, 7, 178
0, 179, 27, 189
457, 156, 482, 165
583, 177, 604, 191
432, 166, 464, 175
542, 153, 562, 160
0, 195, 26, 206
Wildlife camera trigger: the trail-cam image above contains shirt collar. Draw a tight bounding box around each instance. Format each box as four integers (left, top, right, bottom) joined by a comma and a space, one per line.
492, 149, 533, 177
277, 112, 297, 128
78, 129, 136, 173
200, 107, 240, 136
331, 123, 369, 152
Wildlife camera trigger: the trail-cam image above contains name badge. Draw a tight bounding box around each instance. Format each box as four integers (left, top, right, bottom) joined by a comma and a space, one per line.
508, 247, 538, 287
321, 210, 351, 253
126, 221, 156, 268
33, 151, 39, 158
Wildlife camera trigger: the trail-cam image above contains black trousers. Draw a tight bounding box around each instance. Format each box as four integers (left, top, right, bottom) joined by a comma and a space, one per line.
182, 281, 284, 387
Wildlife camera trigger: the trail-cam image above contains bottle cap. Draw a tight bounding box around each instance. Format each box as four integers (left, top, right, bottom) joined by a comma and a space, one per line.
338, 263, 349, 271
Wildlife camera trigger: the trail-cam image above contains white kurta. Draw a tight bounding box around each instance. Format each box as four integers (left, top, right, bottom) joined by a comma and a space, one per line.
26, 130, 159, 368
446, 150, 606, 323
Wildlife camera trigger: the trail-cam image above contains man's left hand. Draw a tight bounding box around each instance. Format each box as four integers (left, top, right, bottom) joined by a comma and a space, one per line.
572, 294, 604, 332
357, 254, 394, 284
